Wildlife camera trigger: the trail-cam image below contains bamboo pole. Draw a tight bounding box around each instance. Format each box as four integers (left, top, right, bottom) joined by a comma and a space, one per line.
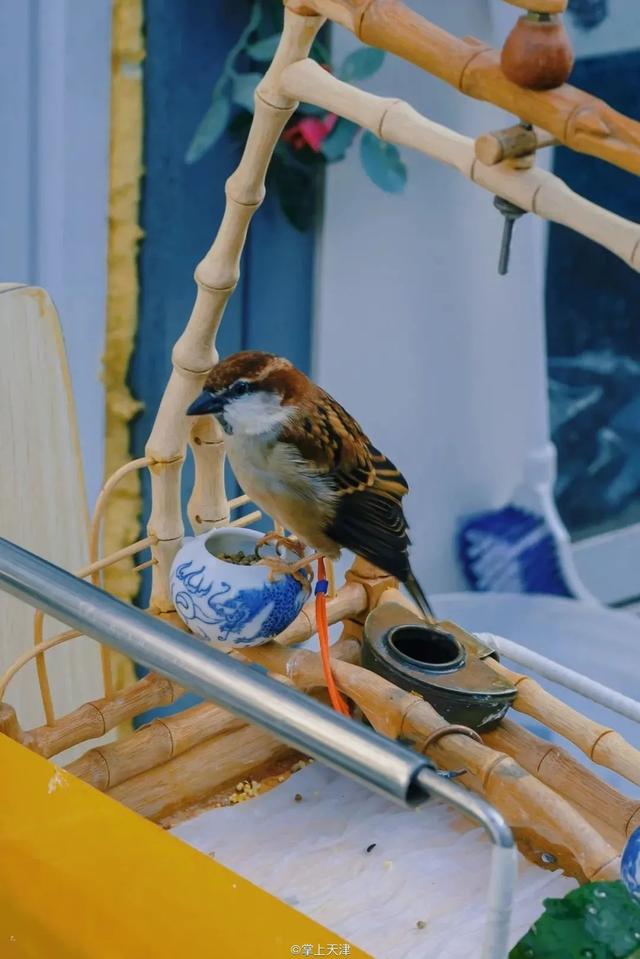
278, 58, 640, 271
107, 724, 295, 822
241, 639, 619, 880
0, 703, 32, 748
66, 701, 246, 790
287, 0, 640, 176
484, 718, 640, 844
276, 581, 368, 646
25, 673, 183, 759
488, 658, 640, 787
144, 9, 324, 613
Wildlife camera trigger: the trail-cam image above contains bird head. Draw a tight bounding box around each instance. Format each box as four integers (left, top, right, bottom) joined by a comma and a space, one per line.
186, 350, 307, 436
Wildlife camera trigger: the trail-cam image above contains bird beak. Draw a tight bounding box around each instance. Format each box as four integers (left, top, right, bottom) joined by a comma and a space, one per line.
186, 391, 223, 416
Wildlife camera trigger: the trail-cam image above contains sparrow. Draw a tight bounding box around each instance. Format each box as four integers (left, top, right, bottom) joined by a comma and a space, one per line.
186, 350, 433, 619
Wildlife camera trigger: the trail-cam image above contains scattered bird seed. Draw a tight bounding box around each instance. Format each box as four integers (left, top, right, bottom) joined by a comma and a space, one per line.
294, 793, 303, 802
383, 860, 393, 870
291, 759, 310, 772
366, 843, 377, 854
416, 921, 427, 930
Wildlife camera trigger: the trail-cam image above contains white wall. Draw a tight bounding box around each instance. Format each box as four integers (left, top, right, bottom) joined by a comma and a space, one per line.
315, 1, 550, 593
0, 0, 111, 508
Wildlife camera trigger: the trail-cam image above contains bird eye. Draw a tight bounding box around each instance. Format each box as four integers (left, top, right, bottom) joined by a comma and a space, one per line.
233, 381, 249, 396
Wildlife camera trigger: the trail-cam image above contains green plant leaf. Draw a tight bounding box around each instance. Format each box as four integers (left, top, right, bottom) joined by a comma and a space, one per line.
339, 47, 385, 82
232, 72, 262, 112
185, 93, 231, 164
310, 39, 331, 64
271, 150, 319, 232
320, 117, 359, 162
510, 882, 640, 959
359, 131, 407, 193
246, 33, 280, 61
296, 101, 326, 117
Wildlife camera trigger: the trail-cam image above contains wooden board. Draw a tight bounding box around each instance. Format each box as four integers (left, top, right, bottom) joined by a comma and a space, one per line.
0, 285, 102, 733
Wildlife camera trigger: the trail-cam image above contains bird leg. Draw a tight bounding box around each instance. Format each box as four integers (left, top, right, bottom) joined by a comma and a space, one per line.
258, 554, 316, 588
255, 532, 319, 588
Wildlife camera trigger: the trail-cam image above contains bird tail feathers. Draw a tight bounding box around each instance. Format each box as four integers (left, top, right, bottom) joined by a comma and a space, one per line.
404, 571, 435, 620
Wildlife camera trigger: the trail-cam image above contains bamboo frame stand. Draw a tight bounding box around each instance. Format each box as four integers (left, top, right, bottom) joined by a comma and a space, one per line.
3, 0, 640, 893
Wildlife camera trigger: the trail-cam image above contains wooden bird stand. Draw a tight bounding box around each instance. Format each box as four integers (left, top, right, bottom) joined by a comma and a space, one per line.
2, 0, 640, 922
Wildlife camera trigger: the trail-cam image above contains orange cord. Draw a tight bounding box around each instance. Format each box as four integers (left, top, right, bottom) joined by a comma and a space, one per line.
316, 557, 350, 717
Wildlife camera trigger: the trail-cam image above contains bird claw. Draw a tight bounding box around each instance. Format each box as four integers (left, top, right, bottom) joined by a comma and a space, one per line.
259, 555, 312, 589
255, 531, 305, 560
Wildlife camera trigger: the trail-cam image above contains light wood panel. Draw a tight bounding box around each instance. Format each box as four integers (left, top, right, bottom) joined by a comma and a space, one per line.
0, 286, 102, 733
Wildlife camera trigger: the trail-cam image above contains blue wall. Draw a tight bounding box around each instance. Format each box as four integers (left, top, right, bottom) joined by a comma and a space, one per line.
132, 0, 316, 595
131, 0, 316, 718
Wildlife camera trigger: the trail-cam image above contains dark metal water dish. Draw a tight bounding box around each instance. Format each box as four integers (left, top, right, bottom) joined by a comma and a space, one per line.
362, 604, 517, 731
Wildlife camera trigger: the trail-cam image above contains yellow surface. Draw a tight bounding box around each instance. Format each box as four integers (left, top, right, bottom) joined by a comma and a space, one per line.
103, 0, 144, 610
0, 735, 369, 959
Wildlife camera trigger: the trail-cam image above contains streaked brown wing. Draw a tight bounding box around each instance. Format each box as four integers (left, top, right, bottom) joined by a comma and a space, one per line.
281, 389, 375, 494
280, 390, 412, 579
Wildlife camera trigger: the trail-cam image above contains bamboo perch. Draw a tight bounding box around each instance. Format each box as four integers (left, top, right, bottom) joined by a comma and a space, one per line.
25, 673, 183, 759
484, 717, 640, 843
63, 655, 355, 793
66, 701, 246, 791
239, 641, 619, 881
276, 580, 368, 646
0, 703, 32, 748
488, 658, 640, 787
287, 0, 640, 176
278, 59, 640, 271
107, 724, 296, 822
374, 588, 640, 793
144, 10, 325, 613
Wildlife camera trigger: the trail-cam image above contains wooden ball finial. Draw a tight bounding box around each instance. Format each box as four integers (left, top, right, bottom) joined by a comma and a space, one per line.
501, 13, 574, 90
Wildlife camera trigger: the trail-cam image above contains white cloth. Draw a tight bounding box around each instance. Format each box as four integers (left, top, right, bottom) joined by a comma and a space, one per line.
172, 763, 573, 959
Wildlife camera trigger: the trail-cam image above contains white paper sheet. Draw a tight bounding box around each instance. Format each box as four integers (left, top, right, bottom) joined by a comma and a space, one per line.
172, 763, 574, 958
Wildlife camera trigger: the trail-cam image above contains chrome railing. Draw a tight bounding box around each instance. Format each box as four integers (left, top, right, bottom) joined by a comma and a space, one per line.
0, 537, 516, 958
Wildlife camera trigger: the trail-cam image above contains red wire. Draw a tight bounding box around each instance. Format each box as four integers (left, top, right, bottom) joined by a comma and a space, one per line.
316, 557, 350, 717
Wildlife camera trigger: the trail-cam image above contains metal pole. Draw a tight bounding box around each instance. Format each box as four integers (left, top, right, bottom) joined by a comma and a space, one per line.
0, 537, 515, 957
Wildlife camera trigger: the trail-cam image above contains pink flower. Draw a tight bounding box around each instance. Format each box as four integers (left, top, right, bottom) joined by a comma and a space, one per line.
283, 112, 338, 152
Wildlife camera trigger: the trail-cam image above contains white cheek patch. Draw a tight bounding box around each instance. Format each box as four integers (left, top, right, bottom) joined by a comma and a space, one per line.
224, 392, 293, 436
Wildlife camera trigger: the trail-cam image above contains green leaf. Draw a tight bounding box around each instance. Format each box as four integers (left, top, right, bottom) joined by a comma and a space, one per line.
246, 33, 280, 61
310, 39, 331, 64
185, 94, 231, 163
232, 72, 262, 112
359, 131, 407, 193
320, 117, 359, 162
296, 101, 326, 117
510, 882, 640, 959
271, 151, 318, 232
339, 47, 385, 82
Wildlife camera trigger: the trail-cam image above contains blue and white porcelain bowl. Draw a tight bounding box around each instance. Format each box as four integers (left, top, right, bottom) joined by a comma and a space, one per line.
170, 526, 311, 647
